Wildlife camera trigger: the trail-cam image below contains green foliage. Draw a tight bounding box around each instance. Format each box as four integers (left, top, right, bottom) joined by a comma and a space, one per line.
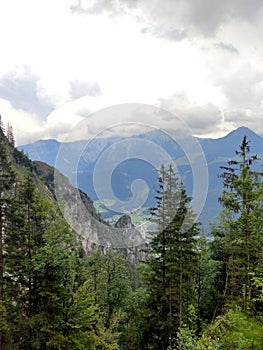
0, 300, 9, 337
174, 326, 220, 350
212, 136, 263, 311
85, 250, 131, 323
0, 166, 117, 348
172, 309, 263, 350
207, 308, 263, 349
196, 237, 224, 327
141, 164, 200, 349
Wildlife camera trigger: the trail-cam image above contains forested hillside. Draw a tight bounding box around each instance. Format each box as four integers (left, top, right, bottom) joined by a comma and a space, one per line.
1, 124, 263, 349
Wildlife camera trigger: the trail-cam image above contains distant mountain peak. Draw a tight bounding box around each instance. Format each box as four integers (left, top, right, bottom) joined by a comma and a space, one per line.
226, 126, 259, 138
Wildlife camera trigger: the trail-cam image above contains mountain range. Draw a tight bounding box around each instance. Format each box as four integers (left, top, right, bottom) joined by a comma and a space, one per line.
19, 126, 263, 233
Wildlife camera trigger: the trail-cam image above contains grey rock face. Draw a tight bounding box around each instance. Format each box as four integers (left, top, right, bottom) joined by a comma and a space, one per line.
53, 169, 147, 263
114, 214, 135, 229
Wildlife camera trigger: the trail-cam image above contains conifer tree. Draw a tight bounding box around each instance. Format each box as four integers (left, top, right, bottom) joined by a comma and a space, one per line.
4, 173, 82, 348
3, 170, 113, 349
143, 165, 199, 350
212, 136, 263, 310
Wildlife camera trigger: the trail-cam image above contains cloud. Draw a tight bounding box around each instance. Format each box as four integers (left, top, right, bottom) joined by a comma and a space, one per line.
70, 0, 114, 15
70, 0, 137, 15
214, 42, 239, 54
145, 0, 263, 38
0, 1, 263, 143
0, 96, 85, 146
221, 64, 263, 109
224, 108, 263, 135
158, 93, 222, 135
0, 67, 53, 118
141, 26, 187, 42
70, 0, 263, 40
0, 98, 45, 145
48, 101, 197, 143
70, 80, 102, 99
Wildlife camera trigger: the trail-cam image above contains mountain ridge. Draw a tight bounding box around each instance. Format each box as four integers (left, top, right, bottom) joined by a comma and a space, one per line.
18, 126, 263, 232
20, 126, 262, 146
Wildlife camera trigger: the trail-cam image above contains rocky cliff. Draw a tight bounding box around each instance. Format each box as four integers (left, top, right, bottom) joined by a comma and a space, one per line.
34, 161, 147, 263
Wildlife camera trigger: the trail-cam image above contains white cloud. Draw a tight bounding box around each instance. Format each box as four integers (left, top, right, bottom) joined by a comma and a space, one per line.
158, 93, 223, 135
0, 67, 53, 117
0, 0, 263, 143
0, 98, 44, 144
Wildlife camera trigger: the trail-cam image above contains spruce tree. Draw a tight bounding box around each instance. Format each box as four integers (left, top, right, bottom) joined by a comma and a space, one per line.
212, 136, 263, 310
4, 173, 80, 348
143, 165, 199, 350
4, 170, 115, 349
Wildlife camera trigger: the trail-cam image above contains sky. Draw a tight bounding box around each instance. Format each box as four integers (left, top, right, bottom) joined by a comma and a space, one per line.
0, 0, 263, 145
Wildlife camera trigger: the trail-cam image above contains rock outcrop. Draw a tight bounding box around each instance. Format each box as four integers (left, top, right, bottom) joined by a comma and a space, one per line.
115, 214, 135, 229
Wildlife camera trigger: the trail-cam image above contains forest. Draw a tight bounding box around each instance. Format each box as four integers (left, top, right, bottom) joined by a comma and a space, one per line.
0, 121, 263, 349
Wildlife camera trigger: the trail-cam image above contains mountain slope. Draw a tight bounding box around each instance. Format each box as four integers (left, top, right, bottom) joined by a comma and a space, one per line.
199, 126, 263, 162
1, 131, 145, 260
34, 160, 145, 256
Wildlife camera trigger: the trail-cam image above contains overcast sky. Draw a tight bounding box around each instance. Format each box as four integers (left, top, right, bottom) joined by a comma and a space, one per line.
0, 0, 263, 145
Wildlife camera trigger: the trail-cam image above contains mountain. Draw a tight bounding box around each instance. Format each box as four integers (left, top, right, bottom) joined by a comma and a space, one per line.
38, 161, 145, 261
1, 130, 145, 261
198, 126, 263, 162
197, 127, 263, 229
18, 126, 263, 233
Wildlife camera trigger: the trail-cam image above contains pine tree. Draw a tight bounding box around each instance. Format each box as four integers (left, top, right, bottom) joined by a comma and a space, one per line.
143, 165, 199, 350
212, 136, 263, 310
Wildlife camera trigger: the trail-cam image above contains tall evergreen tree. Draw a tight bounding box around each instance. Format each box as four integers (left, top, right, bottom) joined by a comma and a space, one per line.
212, 136, 263, 310
3, 173, 100, 349
142, 165, 199, 350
